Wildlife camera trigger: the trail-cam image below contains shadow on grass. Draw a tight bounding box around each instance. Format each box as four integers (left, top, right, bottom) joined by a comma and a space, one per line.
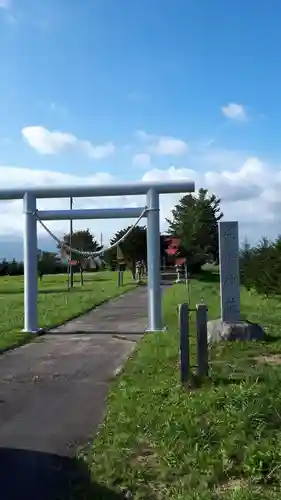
0, 448, 123, 500
0, 289, 89, 295
47, 329, 145, 336
183, 373, 267, 391
185, 359, 276, 390
39, 288, 108, 295
210, 371, 269, 387
262, 332, 281, 343
0, 284, 117, 295
80, 277, 114, 283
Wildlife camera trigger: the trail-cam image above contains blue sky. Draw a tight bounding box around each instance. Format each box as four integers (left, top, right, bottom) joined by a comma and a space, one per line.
0, 0, 281, 249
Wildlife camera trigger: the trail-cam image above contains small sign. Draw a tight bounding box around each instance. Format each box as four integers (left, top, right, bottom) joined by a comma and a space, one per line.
68, 260, 78, 266
116, 245, 124, 261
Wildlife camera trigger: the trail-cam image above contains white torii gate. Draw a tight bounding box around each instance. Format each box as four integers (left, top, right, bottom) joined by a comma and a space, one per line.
0, 180, 195, 333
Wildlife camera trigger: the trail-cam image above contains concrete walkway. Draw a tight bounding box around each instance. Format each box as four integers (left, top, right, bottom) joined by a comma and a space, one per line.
0, 286, 148, 500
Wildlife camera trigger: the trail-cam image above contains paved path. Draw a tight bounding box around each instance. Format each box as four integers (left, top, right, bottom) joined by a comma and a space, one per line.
0, 286, 148, 500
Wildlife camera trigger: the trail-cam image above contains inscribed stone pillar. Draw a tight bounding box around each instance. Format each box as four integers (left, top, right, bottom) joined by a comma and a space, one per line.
218, 221, 240, 323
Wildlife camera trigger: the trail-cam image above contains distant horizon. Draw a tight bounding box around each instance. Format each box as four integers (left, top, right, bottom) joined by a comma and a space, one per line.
0, 226, 277, 263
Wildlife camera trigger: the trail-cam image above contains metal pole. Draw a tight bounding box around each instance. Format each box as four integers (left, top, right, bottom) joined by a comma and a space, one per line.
23, 192, 38, 332
117, 269, 121, 287
179, 304, 190, 383
37, 207, 146, 221
119, 267, 124, 286
0, 180, 195, 200
196, 304, 209, 378
146, 188, 162, 331
69, 197, 74, 288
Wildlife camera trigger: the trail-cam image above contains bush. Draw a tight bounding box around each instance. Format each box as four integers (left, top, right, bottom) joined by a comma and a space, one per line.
240, 236, 281, 296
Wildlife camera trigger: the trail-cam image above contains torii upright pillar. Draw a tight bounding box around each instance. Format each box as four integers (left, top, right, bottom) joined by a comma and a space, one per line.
146, 187, 162, 331
23, 192, 38, 333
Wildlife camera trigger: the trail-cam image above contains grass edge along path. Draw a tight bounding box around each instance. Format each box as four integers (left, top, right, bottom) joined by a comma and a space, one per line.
82, 276, 281, 500
0, 271, 137, 353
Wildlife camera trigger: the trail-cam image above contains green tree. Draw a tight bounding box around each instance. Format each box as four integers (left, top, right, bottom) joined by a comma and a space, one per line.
106, 226, 147, 270
252, 237, 277, 296
0, 259, 8, 276
8, 258, 24, 275
62, 229, 102, 260
166, 188, 223, 272
239, 237, 254, 290
37, 250, 58, 274
240, 234, 281, 297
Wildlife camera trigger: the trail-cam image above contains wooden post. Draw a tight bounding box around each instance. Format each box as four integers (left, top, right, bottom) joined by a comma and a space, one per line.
196, 304, 208, 378
178, 303, 190, 383
117, 269, 121, 287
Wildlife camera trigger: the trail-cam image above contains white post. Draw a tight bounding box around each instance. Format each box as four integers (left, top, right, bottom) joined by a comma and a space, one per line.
146, 188, 162, 331
23, 192, 38, 332
175, 265, 181, 283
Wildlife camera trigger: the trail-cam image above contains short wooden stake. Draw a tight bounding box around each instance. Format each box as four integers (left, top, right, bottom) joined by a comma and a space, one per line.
179, 303, 190, 383
196, 304, 208, 378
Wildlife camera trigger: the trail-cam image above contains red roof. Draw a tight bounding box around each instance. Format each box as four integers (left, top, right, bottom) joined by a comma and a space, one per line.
165, 237, 181, 246
166, 248, 178, 256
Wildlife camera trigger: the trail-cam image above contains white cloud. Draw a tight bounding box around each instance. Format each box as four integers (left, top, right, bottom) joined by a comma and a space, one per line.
0, 166, 115, 190
150, 136, 188, 156
132, 153, 151, 168
22, 126, 115, 159
142, 155, 281, 241
0, 167, 124, 242
221, 103, 247, 121
0, 167, 152, 246
1, 150, 281, 246
22, 127, 76, 155
135, 130, 188, 156
82, 141, 115, 160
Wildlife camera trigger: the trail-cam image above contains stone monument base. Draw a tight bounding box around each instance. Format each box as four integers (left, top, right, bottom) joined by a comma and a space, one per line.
207, 319, 265, 344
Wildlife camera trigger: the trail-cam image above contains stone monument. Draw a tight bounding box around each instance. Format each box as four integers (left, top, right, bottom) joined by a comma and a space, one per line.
219, 221, 240, 322
207, 221, 265, 344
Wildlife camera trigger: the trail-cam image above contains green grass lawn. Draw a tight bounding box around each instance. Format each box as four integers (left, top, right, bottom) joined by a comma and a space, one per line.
82, 274, 281, 500
0, 271, 136, 352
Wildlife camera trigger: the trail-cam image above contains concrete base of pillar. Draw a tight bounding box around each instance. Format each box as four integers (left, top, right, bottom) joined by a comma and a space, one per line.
145, 325, 167, 333
207, 319, 265, 344
21, 328, 46, 335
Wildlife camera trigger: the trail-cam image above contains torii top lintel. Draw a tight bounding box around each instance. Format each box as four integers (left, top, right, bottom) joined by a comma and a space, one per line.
0, 180, 195, 200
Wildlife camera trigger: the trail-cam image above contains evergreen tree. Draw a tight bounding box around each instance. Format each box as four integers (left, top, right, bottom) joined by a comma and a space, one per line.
166, 188, 223, 272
